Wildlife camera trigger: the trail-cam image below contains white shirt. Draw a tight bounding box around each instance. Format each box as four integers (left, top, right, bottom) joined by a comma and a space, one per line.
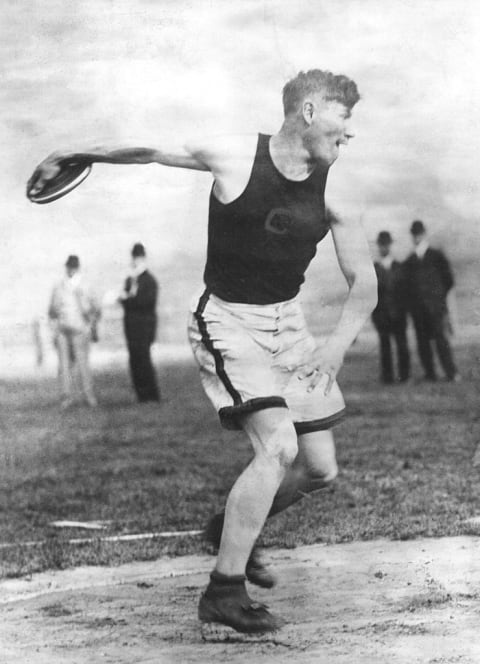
49, 275, 98, 332
379, 255, 394, 270
124, 260, 148, 298
415, 239, 429, 259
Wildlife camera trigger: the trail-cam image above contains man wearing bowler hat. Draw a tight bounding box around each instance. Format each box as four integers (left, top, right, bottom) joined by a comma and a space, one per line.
404, 220, 459, 382
371, 231, 410, 384
119, 243, 160, 402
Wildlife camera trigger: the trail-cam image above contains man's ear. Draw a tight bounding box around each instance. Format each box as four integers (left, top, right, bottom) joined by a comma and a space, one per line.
302, 100, 314, 125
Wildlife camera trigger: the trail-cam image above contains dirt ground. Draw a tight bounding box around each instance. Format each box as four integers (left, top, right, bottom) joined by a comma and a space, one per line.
1, 536, 479, 664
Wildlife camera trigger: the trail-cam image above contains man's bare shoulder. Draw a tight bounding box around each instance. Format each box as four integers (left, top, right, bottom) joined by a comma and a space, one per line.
185, 133, 258, 172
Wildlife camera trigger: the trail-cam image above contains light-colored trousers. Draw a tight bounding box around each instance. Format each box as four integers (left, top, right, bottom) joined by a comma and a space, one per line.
56, 328, 95, 402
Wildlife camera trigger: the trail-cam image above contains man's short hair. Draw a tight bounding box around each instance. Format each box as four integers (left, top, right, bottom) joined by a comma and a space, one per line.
282, 69, 360, 116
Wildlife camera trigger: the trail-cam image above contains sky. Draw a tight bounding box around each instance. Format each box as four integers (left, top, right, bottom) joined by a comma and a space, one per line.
1, 0, 479, 329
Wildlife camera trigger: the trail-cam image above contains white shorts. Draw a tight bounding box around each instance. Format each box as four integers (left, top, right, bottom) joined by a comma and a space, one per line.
187, 290, 346, 433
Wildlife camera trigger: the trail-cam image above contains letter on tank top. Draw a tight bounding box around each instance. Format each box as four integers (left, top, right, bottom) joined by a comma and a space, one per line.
203, 133, 330, 304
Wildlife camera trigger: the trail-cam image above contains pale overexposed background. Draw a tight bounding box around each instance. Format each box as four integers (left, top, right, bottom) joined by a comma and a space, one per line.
1, 0, 479, 368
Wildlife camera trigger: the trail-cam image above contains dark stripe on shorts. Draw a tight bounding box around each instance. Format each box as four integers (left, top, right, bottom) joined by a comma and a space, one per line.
194, 289, 242, 405
294, 408, 346, 435
219, 397, 288, 430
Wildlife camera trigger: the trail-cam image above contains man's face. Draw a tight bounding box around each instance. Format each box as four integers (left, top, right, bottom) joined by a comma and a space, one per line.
411, 232, 425, 247
378, 242, 391, 258
66, 267, 78, 278
131, 256, 143, 269
304, 98, 355, 166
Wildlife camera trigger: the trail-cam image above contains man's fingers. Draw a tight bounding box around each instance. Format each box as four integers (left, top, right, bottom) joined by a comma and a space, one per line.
28, 176, 47, 196
27, 169, 47, 196
298, 356, 338, 394
297, 365, 315, 380
27, 162, 61, 196
306, 370, 336, 394
26, 169, 41, 195
324, 372, 335, 395
306, 368, 324, 392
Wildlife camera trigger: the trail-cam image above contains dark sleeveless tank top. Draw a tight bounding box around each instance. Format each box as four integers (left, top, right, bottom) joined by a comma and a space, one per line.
203, 133, 330, 304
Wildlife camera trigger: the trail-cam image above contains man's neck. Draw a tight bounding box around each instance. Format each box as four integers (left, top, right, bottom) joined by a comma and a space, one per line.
270, 124, 316, 181
131, 259, 147, 277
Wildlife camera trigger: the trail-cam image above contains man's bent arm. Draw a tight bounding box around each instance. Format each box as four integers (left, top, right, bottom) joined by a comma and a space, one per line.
300, 208, 377, 393
328, 209, 378, 351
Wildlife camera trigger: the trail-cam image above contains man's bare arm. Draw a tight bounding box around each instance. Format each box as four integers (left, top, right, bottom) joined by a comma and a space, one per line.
300, 208, 377, 393
27, 143, 210, 196
327, 208, 378, 349
185, 134, 258, 203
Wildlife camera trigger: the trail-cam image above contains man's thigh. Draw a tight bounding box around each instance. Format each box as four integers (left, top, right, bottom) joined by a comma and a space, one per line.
188, 297, 286, 429
414, 307, 435, 339
57, 331, 74, 364
71, 332, 90, 363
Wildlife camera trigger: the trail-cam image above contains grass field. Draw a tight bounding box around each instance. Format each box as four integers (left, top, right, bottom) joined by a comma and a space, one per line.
1, 337, 479, 579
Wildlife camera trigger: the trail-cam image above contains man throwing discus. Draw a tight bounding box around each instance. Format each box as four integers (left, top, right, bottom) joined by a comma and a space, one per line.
28, 69, 377, 635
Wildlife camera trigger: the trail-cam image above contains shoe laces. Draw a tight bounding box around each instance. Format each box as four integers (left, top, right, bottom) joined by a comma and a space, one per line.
248, 601, 269, 612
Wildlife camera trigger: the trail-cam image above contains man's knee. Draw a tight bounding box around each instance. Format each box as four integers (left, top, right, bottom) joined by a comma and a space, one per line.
306, 461, 338, 493
244, 413, 298, 468
264, 419, 298, 468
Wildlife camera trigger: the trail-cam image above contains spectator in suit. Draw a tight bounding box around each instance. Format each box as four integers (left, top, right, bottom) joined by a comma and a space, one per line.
119, 243, 160, 402
404, 220, 459, 382
371, 231, 410, 384
48, 255, 101, 408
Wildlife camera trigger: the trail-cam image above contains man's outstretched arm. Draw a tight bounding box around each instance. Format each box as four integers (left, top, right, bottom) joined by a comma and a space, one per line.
27, 143, 210, 197
27, 134, 258, 202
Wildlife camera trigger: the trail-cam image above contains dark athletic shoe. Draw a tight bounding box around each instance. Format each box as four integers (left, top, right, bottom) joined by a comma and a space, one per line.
204, 513, 277, 588
198, 579, 284, 634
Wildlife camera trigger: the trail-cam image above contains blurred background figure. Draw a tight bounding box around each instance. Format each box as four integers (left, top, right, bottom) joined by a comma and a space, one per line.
371, 231, 410, 384
48, 255, 101, 408
119, 243, 160, 403
404, 220, 459, 382
31, 317, 44, 367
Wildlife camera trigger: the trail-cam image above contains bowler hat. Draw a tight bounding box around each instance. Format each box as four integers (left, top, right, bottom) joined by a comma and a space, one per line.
131, 242, 146, 257
65, 255, 80, 269
410, 220, 426, 235
376, 231, 392, 245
